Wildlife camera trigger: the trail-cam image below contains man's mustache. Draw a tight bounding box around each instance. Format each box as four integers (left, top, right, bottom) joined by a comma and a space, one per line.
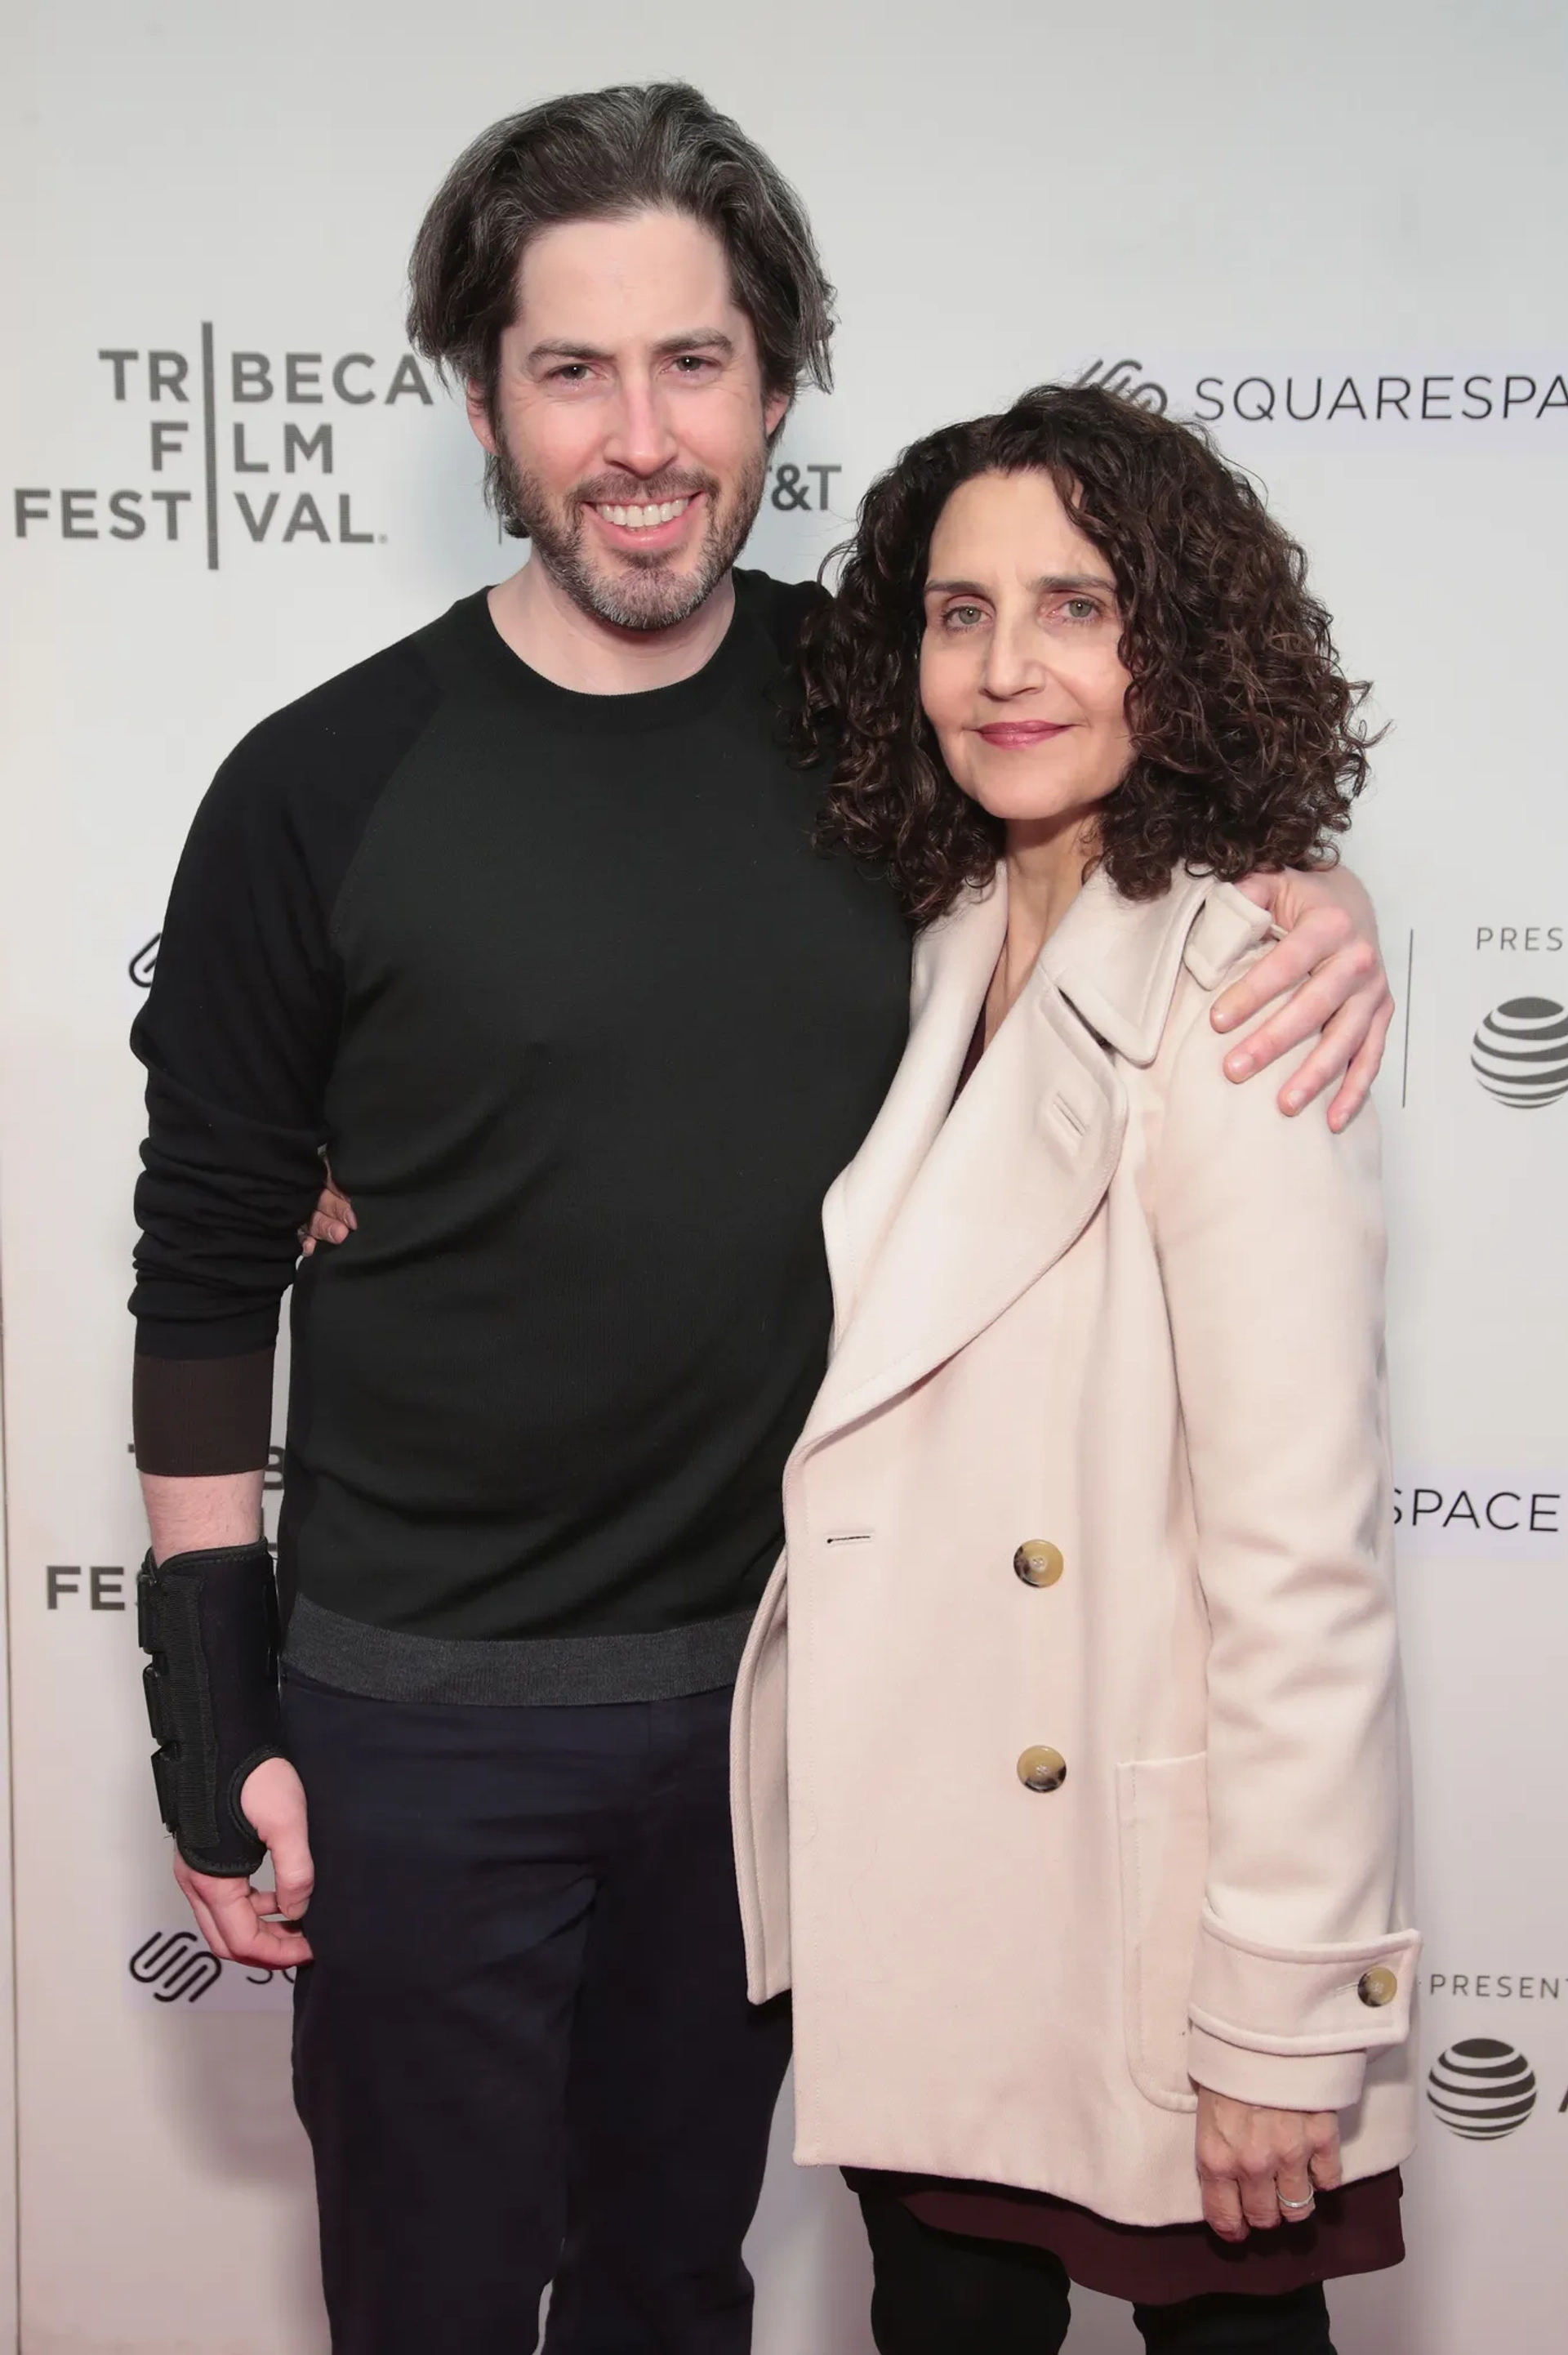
572, 471, 716, 509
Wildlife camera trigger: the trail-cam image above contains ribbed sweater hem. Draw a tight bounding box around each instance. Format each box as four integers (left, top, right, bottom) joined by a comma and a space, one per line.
283, 1592, 755, 1706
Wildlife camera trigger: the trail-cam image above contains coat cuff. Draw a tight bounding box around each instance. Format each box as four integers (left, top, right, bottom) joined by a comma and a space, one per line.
1186, 2027, 1366, 2112
1189, 1907, 1421, 2057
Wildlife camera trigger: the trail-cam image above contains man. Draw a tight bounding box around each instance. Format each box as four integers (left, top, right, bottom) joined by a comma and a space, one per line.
130, 83, 1392, 2355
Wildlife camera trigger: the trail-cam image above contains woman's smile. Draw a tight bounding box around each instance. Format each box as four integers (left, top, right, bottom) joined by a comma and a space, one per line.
975, 720, 1074, 747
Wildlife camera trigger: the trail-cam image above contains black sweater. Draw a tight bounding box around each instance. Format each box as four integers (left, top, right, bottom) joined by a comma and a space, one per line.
131, 574, 911, 1702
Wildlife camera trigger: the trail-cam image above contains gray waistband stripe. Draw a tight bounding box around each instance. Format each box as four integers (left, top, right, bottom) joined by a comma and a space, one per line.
283, 1593, 755, 1706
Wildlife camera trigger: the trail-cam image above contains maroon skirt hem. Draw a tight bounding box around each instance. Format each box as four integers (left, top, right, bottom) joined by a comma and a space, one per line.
843, 2167, 1404, 2306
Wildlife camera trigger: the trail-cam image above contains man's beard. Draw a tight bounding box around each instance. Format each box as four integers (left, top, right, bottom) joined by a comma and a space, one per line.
490, 431, 768, 633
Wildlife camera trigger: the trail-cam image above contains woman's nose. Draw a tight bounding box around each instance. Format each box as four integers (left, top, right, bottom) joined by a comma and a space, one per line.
982, 620, 1049, 699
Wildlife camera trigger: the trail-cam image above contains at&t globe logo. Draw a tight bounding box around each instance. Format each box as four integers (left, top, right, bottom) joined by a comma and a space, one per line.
1470, 997, 1568, 1107
1427, 2037, 1538, 2139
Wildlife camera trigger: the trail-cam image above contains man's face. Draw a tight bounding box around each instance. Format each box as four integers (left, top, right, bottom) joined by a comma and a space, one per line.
470, 209, 791, 632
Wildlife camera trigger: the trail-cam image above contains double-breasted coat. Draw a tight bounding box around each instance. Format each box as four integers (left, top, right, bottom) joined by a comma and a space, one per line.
730, 866, 1419, 2226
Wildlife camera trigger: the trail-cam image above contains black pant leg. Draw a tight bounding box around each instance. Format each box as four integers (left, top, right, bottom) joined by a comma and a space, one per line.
858, 2192, 1073, 2355
1133, 2283, 1336, 2354
285, 1674, 621, 2355
544, 1684, 794, 2355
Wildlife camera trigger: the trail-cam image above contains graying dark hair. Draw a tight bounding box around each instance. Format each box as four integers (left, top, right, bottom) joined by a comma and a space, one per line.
408, 82, 835, 417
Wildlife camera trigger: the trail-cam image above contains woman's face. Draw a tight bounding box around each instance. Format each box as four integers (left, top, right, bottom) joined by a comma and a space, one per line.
920, 469, 1134, 832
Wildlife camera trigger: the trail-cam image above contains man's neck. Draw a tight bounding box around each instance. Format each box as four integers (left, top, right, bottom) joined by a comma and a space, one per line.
487, 556, 737, 696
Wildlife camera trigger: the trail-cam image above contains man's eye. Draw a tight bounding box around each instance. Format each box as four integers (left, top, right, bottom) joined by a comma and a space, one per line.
549, 364, 593, 384
671, 355, 715, 374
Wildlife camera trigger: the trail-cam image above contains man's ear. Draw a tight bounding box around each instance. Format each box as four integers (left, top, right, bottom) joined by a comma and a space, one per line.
466, 380, 498, 455
764, 387, 792, 444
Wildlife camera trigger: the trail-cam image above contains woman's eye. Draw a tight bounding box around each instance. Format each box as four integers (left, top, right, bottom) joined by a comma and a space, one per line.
943, 604, 985, 631
1061, 596, 1099, 622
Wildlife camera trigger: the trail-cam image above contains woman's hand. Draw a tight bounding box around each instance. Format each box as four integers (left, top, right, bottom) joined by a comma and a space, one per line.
1196, 2090, 1343, 2241
1215, 865, 1394, 1131
299, 1169, 356, 1257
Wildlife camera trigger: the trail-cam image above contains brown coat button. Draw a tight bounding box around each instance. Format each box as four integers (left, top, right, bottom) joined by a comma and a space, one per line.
1357, 1965, 1398, 2008
1018, 1746, 1067, 1793
1013, 1541, 1064, 1588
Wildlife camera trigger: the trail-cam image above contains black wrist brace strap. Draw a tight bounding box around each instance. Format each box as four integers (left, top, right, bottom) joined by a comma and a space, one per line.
136, 1541, 285, 1877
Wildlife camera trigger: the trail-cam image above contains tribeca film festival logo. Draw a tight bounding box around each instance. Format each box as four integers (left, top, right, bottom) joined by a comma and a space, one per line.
12, 332, 438, 568
127, 1928, 293, 2012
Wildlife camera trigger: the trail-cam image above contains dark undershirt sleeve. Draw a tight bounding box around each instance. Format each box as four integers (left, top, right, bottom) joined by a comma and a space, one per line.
130, 638, 442, 1474
132, 1348, 277, 1476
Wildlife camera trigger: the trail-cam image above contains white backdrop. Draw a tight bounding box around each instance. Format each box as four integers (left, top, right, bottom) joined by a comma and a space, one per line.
2, 2, 1566, 2348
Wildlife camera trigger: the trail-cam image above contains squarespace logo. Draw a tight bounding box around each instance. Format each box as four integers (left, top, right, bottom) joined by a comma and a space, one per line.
13, 330, 438, 568
1393, 1476, 1561, 1562
127, 1928, 293, 2010
1063, 354, 1568, 448
128, 1929, 221, 2005
1073, 359, 1168, 413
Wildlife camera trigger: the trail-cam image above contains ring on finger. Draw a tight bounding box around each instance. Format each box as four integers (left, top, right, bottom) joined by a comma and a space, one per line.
1278, 2192, 1316, 2214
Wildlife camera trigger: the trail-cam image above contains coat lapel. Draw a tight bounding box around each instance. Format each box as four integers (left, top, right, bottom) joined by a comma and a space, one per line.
800, 868, 1261, 1458
818, 875, 1007, 1342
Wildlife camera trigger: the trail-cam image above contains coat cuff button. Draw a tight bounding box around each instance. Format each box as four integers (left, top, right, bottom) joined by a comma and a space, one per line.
1357, 1965, 1398, 2007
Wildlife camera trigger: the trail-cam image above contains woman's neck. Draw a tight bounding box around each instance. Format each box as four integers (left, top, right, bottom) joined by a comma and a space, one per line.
988, 816, 1098, 1036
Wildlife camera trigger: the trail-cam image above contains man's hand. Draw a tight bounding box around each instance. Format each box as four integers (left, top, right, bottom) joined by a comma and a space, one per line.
173, 1755, 314, 1969
1196, 2089, 1343, 2241
1217, 865, 1394, 1131
299, 1169, 356, 1257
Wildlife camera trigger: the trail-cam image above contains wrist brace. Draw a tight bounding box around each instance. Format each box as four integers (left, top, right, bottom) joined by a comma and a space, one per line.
136, 1541, 285, 1876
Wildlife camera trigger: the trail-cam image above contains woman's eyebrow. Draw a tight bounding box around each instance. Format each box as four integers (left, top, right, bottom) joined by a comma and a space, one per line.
923, 572, 1116, 595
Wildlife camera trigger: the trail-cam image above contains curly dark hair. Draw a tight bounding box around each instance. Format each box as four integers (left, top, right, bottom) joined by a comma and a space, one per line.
802, 383, 1376, 925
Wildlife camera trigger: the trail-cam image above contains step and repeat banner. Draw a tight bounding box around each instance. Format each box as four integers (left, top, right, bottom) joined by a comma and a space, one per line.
1, 2, 1564, 2350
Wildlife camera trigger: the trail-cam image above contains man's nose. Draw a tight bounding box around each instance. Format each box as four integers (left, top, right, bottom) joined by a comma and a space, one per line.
601, 371, 680, 479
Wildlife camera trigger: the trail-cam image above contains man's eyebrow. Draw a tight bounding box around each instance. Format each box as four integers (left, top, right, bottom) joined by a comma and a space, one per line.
923, 572, 1117, 595
653, 328, 735, 359
525, 339, 613, 368
524, 330, 737, 368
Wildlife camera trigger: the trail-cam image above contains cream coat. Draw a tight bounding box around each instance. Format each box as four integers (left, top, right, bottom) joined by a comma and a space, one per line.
730, 866, 1419, 2227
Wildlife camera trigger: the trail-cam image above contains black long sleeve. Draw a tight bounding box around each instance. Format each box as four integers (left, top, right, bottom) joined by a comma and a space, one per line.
129, 578, 912, 1663
131, 633, 443, 1466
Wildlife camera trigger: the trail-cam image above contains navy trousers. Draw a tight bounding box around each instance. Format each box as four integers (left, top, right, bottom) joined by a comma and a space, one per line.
283, 1670, 793, 2355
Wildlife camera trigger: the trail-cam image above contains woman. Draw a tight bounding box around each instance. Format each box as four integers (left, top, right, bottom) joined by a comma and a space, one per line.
728, 384, 1418, 2354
